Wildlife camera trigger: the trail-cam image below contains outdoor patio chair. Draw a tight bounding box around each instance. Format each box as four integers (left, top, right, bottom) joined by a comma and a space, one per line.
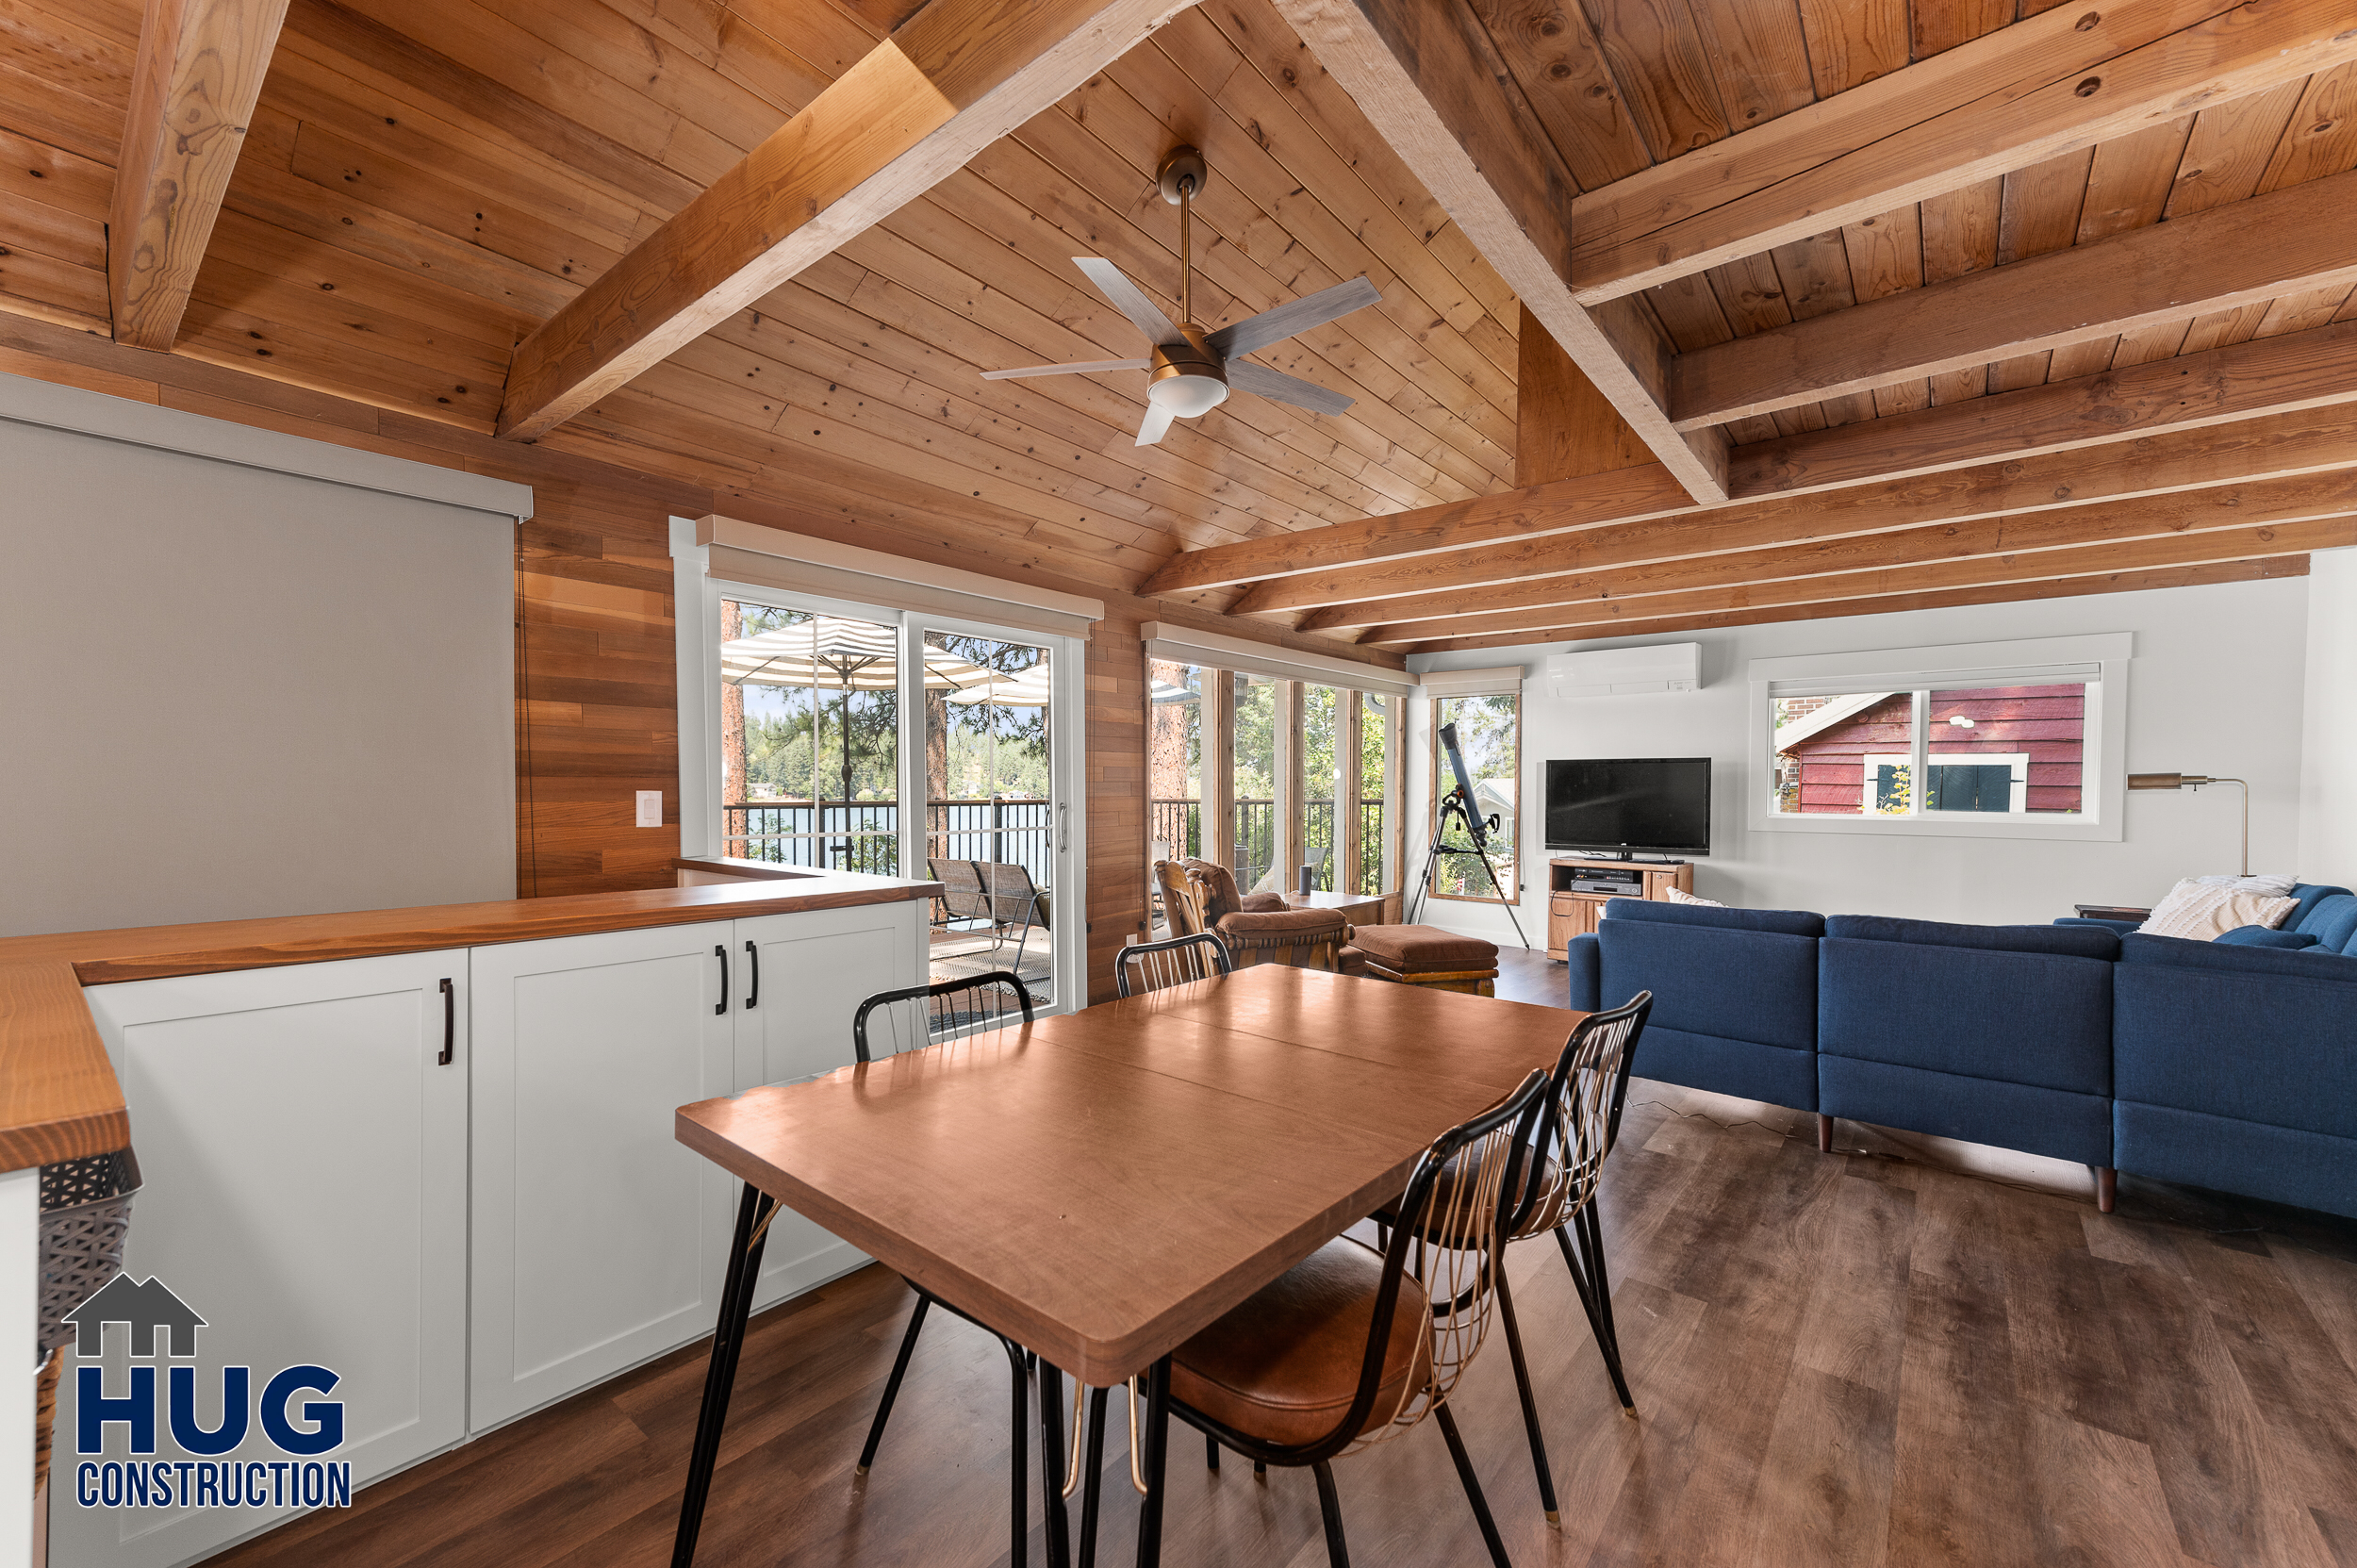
928, 856, 1047, 975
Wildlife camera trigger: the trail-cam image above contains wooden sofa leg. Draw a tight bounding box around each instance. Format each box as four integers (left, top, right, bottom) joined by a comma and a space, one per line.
1816, 1114, 1833, 1153
2096, 1167, 2117, 1213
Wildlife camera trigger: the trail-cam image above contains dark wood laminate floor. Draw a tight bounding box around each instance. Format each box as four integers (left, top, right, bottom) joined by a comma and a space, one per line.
212, 963, 2357, 1568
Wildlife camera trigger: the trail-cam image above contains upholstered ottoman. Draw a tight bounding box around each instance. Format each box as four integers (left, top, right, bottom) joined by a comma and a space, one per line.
1346, 925, 1499, 996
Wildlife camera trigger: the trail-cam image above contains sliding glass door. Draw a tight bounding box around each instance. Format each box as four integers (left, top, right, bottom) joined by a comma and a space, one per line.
918, 629, 1058, 1001
705, 581, 1081, 1012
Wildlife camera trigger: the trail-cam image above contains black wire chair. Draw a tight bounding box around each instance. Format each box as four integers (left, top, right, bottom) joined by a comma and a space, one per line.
1114, 931, 1234, 997
1490, 989, 1654, 1526
849, 972, 1055, 1564
1117, 1066, 1553, 1568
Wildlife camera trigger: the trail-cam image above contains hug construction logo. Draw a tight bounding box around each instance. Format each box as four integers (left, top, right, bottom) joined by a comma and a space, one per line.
64, 1275, 352, 1513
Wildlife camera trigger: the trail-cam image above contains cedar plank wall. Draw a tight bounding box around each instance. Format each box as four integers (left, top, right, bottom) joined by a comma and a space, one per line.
0, 317, 1387, 999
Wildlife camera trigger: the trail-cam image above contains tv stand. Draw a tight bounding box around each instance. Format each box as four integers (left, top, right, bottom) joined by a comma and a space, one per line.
1545, 856, 1696, 961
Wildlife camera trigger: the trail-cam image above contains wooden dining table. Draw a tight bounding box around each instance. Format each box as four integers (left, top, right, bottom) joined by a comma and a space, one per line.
668, 964, 1584, 1567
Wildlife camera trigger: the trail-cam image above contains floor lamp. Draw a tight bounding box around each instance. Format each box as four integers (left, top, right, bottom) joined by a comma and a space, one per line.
2128, 772, 2249, 876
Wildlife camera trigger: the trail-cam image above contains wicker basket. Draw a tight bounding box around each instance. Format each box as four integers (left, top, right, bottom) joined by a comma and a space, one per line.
33, 1148, 140, 1494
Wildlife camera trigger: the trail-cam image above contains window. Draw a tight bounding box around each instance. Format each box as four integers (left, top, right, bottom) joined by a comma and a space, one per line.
1233, 672, 1279, 892
1431, 693, 1520, 901
1146, 660, 1203, 863
1358, 692, 1393, 897
1298, 685, 1343, 891
720, 601, 900, 872
1751, 635, 2130, 841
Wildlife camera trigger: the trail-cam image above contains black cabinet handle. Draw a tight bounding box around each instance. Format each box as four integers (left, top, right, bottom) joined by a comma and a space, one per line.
744, 940, 759, 1009
716, 944, 729, 1015
438, 978, 454, 1065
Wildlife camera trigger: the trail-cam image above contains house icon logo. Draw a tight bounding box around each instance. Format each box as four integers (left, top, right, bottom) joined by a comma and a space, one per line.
67, 1275, 353, 1515
62, 1275, 206, 1359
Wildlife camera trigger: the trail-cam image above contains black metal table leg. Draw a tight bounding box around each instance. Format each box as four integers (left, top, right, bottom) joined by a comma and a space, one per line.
1003, 1340, 1030, 1566
1037, 1359, 1073, 1568
1077, 1386, 1108, 1568
671, 1181, 776, 1568
1135, 1357, 1172, 1568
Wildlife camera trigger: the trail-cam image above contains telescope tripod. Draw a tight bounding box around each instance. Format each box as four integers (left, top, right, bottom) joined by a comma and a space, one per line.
1408, 788, 1530, 949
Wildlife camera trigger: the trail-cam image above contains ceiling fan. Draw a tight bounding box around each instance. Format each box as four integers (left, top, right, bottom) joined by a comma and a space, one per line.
981, 146, 1382, 447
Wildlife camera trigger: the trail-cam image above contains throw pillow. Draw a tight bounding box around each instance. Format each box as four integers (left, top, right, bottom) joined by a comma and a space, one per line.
2188, 872, 2299, 896
2215, 926, 2319, 949
1660, 885, 1726, 908
2140, 879, 2298, 942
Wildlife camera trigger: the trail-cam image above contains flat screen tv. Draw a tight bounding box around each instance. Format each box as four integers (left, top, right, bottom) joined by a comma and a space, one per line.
1545, 758, 1711, 857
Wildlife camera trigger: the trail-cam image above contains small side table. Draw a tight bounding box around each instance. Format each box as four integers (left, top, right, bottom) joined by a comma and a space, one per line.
1280, 890, 1395, 927
2073, 904, 2151, 922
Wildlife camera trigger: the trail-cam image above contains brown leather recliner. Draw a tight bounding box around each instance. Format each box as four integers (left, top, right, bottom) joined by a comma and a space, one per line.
1154, 857, 1357, 973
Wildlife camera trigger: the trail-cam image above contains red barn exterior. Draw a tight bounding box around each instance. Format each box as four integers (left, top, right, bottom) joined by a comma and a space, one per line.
1775, 685, 2087, 815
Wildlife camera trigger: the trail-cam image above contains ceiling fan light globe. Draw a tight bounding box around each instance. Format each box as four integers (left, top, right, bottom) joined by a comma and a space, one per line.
1149, 373, 1228, 419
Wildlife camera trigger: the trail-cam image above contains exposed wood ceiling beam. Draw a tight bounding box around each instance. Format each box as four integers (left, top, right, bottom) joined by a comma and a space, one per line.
495, 0, 1192, 442
1310, 469, 2357, 633
1229, 403, 2357, 612
1397, 557, 2310, 654
108, 0, 292, 351
1272, 0, 1730, 503
1671, 167, 2357, 430
1137, 463, 1696, 597
1728, 318, 2357, 497
1352, 503, 2357, 643
1568, 0, 2357, 304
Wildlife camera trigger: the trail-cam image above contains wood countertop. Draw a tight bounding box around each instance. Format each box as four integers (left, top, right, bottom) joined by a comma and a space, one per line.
0, 871, 942, 1174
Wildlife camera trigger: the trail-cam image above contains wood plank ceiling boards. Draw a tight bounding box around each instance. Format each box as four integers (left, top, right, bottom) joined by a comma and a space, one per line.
0, 0, 2354, 653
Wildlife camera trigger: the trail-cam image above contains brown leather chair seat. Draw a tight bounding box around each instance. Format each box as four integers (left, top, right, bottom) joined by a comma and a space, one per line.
1170, 1238, 1432, 1448
1349, 924, 1498, 974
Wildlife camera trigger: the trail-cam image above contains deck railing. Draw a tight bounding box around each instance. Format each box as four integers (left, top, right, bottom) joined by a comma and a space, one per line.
1146, 797, 1388, 895
723, 798, 1053, 888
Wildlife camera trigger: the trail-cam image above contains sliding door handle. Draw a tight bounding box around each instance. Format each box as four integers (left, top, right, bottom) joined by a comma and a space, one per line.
743, 940, 759, 1008
438, 978, 454, 1065
716, 944, 730, 1015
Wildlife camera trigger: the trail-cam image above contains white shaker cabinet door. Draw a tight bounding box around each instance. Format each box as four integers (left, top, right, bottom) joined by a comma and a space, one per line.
730, 902, 923, 1309
468, 922, 734, 1430
61, 951, 470, 1568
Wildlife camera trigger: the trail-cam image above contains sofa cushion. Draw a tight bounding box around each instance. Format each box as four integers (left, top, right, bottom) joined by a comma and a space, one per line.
2299, 893, 2357, 954
2120, 932, 2357, 982
2215, 925, 2319, 949
1599, 917, 1818, 1053
1603, 897, 1824, 939
2285, 884, 2354, 932
1826, 914, 2119, 961
1820, 939, 2111, 1096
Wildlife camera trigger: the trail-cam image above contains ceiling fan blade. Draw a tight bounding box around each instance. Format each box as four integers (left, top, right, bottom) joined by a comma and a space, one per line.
1206, 276, 1383, 358
1074, 257, 1181, 345
981, 357, 1149, 380
1134, 403, 1177, 447
1227, 360, 1355, 418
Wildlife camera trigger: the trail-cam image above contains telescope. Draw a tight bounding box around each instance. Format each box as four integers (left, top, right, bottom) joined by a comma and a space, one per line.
1411, 720, 1527, 947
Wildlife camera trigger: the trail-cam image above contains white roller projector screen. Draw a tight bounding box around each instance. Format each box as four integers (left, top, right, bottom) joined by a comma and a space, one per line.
1, 388, 524, 936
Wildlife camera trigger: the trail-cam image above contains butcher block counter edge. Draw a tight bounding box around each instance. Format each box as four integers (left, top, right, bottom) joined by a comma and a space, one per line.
0, 871, 943, 1172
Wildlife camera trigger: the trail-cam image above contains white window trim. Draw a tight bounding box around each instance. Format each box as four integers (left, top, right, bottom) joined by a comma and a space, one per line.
1748, 633, 2129, 842
670, 518, 1090, 1014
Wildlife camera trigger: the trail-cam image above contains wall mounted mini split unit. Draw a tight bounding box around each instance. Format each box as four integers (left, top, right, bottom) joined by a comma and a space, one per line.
1543, 642, 1702, 698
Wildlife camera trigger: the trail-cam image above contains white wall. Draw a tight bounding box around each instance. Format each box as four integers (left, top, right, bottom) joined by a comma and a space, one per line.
1404, 575, 2316, 942
2300, 548, 2357, 878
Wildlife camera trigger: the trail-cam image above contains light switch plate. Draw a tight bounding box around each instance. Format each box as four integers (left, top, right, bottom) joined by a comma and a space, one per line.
635, 790, 663, 828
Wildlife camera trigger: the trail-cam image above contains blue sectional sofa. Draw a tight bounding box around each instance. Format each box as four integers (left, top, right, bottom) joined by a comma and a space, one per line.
1566, 887, 2357, 1218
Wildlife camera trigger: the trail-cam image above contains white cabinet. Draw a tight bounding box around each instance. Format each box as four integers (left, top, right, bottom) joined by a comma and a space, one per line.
731, 903, 924, 1308
467, 922, 734, 1430
60, 952, 470, 1568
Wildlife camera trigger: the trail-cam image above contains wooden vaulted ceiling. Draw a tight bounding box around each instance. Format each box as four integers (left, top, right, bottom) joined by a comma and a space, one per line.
3, 0, 2355, 658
